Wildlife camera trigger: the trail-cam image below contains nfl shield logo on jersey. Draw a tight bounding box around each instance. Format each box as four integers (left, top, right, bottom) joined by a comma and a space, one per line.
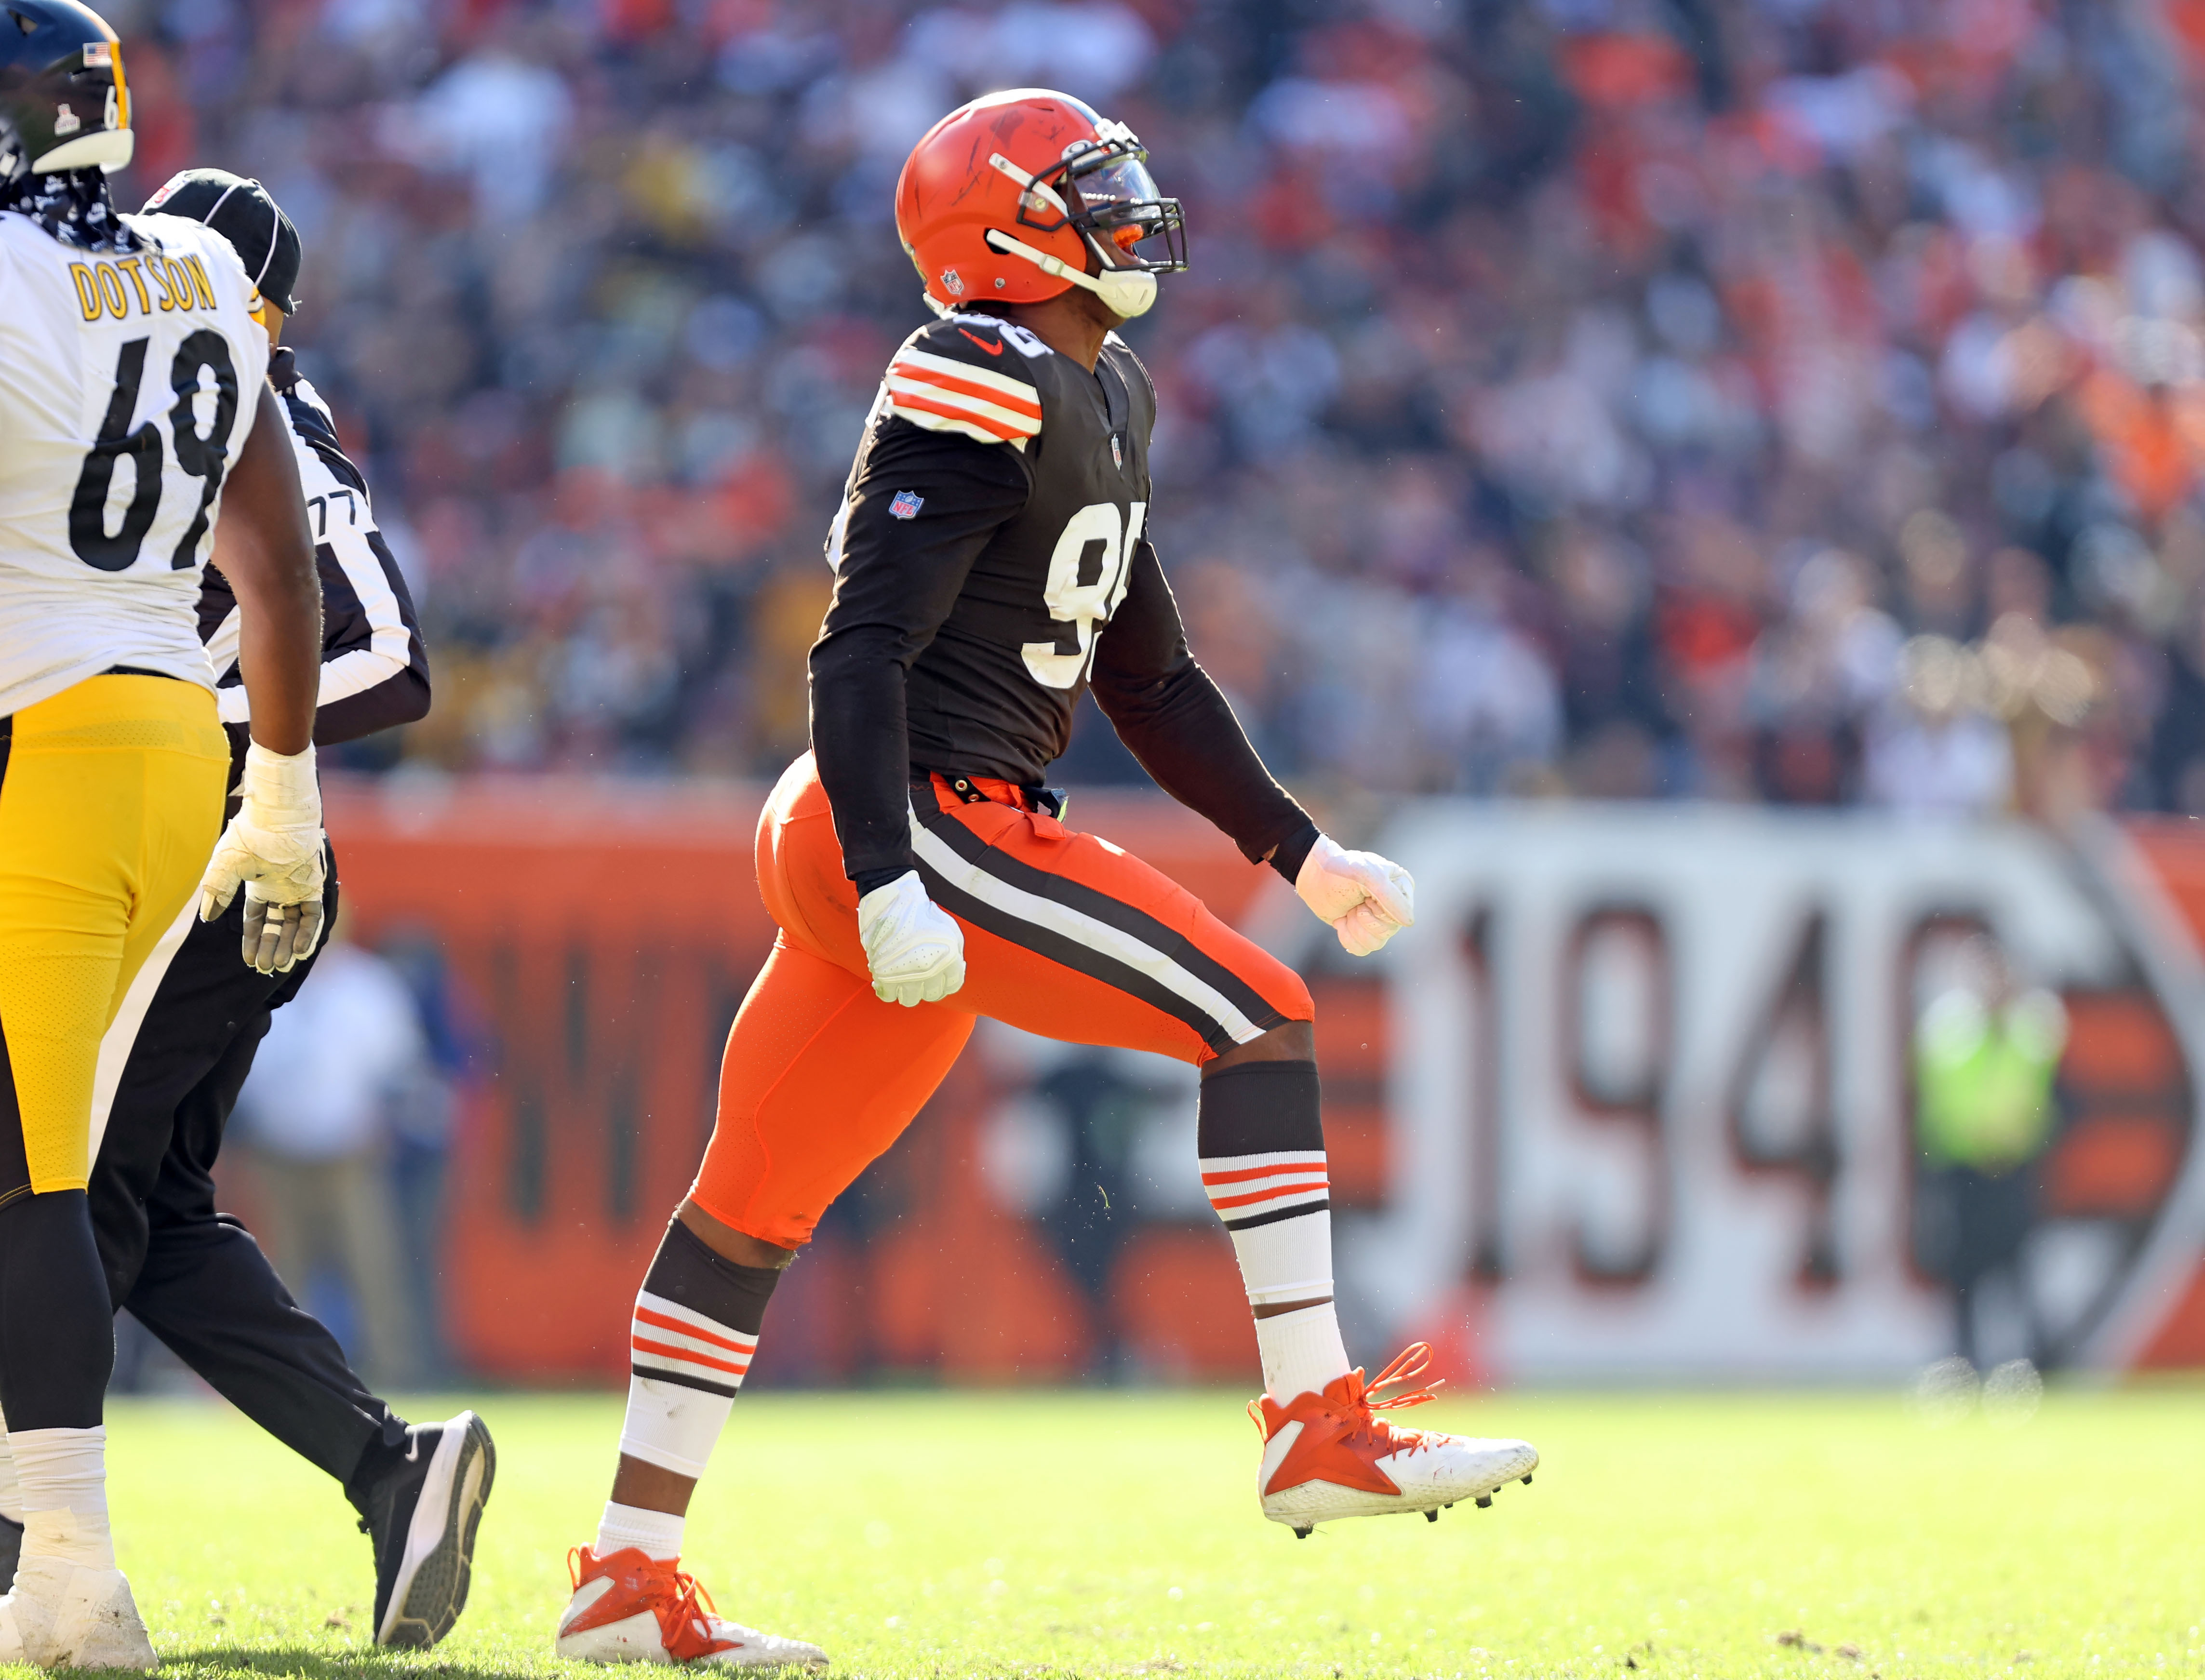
889, 490, 924, 520
1111, 436, 1123, 470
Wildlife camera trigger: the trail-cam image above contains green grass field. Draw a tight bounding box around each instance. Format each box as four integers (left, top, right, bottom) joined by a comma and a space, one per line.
87, 1386, 2204, 1680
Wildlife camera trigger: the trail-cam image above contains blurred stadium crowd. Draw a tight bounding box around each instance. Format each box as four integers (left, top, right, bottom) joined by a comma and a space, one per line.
102, 0, 2205, 814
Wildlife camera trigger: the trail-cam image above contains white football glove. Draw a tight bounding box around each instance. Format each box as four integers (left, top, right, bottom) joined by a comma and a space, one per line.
198, 742, 328, 976
857, 869, 967, 1006
1296, 834, 1416, 957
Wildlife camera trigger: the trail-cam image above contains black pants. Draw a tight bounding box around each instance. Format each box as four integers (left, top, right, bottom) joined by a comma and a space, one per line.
91, 859, 404, 1488
1919, 1164, 2038, 1368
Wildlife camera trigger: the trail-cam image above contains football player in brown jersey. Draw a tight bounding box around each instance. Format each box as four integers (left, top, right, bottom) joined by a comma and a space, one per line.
553, 91, 1537, 1669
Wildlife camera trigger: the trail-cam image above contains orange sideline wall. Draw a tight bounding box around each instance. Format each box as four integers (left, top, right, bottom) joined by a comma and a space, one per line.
320, 780, 2205, 1382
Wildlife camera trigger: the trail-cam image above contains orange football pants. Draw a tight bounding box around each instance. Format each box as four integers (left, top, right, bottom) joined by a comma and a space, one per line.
687, 752, 1314, 1250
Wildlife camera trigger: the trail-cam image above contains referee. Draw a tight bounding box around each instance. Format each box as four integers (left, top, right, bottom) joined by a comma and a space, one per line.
0, 170, 493, 1651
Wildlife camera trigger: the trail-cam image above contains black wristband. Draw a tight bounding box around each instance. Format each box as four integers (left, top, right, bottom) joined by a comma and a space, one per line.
853, 865, 909, 896
1267, 821, 1322, 885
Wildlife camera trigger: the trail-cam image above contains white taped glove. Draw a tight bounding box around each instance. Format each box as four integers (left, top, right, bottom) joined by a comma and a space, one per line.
1295, 834, 1416, 957
857, 869, 967, 1006
198, 742, 328, 975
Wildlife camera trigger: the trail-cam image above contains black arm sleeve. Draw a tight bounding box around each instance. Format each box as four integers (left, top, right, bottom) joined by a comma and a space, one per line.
1090, 538, 1318, 879
809, 422, 1032, 880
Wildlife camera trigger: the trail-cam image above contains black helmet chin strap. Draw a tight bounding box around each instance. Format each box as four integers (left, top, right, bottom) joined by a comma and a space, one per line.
0, 165, 138, 252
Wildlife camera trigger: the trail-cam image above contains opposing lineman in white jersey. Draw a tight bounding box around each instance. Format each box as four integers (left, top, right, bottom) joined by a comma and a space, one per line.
14, 165, 485, 1658
0, 0, 328, 1667
0, 177, 268, 712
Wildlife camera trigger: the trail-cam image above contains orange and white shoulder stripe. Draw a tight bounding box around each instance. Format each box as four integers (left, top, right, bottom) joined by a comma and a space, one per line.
886, 347, 1043, 448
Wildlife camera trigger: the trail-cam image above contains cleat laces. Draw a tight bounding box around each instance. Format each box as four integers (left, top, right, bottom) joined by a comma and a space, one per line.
1252, 1342, 1446, 1497
567, 1546, 743, 1662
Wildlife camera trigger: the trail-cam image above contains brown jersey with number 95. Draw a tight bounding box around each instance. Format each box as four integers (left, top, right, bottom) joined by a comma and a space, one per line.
822, 309, 1152, 759
811, 309, 1312, 885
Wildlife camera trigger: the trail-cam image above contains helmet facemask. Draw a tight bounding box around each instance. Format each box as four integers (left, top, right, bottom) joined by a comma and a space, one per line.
983, 120, 1185, 318
1058, 139, 1187, 277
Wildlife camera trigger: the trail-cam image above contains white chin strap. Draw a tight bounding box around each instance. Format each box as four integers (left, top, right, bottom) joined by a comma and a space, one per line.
984, 227, 1157, 319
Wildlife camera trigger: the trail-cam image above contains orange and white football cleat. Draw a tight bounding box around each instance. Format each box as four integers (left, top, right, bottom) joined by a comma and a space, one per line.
555, 1547, 827, 1669
1252, 1344, 1538, 1537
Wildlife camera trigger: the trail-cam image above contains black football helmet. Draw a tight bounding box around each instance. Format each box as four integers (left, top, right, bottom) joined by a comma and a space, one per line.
0, 0, 131, 187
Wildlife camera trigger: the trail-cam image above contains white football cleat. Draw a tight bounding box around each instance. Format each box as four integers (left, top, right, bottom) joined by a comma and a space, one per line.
0, 1555, 158, 1670
1251, 1343, 1538, 1537
556, 1546, 827, 1668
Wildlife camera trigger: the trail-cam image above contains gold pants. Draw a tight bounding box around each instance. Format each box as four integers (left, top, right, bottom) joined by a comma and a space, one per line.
0, 675, 227, 1198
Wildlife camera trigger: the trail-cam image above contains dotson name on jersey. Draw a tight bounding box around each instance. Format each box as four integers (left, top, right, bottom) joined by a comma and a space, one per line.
0, 209, 268, 715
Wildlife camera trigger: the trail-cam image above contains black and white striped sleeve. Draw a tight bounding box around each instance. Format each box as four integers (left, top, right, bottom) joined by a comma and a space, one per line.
204, 363, 430, 744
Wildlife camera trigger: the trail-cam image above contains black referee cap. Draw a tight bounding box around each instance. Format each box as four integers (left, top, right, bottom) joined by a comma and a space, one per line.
140, 168, 303, 316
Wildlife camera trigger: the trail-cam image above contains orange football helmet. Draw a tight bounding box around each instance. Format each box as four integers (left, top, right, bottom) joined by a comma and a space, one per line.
895, 88, 1186, 320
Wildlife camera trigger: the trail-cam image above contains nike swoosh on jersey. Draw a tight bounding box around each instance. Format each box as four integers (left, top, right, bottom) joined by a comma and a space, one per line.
957, 328, 1005, 356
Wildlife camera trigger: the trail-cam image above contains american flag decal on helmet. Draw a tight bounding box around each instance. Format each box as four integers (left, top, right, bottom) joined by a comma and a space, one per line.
889, 490, 924, 520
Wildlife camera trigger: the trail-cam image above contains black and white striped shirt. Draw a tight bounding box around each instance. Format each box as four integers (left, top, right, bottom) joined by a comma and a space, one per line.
196, 347, 429, 758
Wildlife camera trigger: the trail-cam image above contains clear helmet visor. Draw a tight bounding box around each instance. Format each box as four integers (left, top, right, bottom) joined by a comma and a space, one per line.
1073, 151, 1163, 210
1068, 150, 1175, 258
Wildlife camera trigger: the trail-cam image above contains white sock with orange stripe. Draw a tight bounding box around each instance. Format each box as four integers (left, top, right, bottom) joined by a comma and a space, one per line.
1199, 1061, 1352, 1402
604, 1216, 782, 1548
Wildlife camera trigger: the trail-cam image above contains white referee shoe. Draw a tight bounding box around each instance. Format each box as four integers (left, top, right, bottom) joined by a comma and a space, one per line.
556, 1546, 827, 1668
0, 1554, 157, 1670
1252, 1343, 1538, 1537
